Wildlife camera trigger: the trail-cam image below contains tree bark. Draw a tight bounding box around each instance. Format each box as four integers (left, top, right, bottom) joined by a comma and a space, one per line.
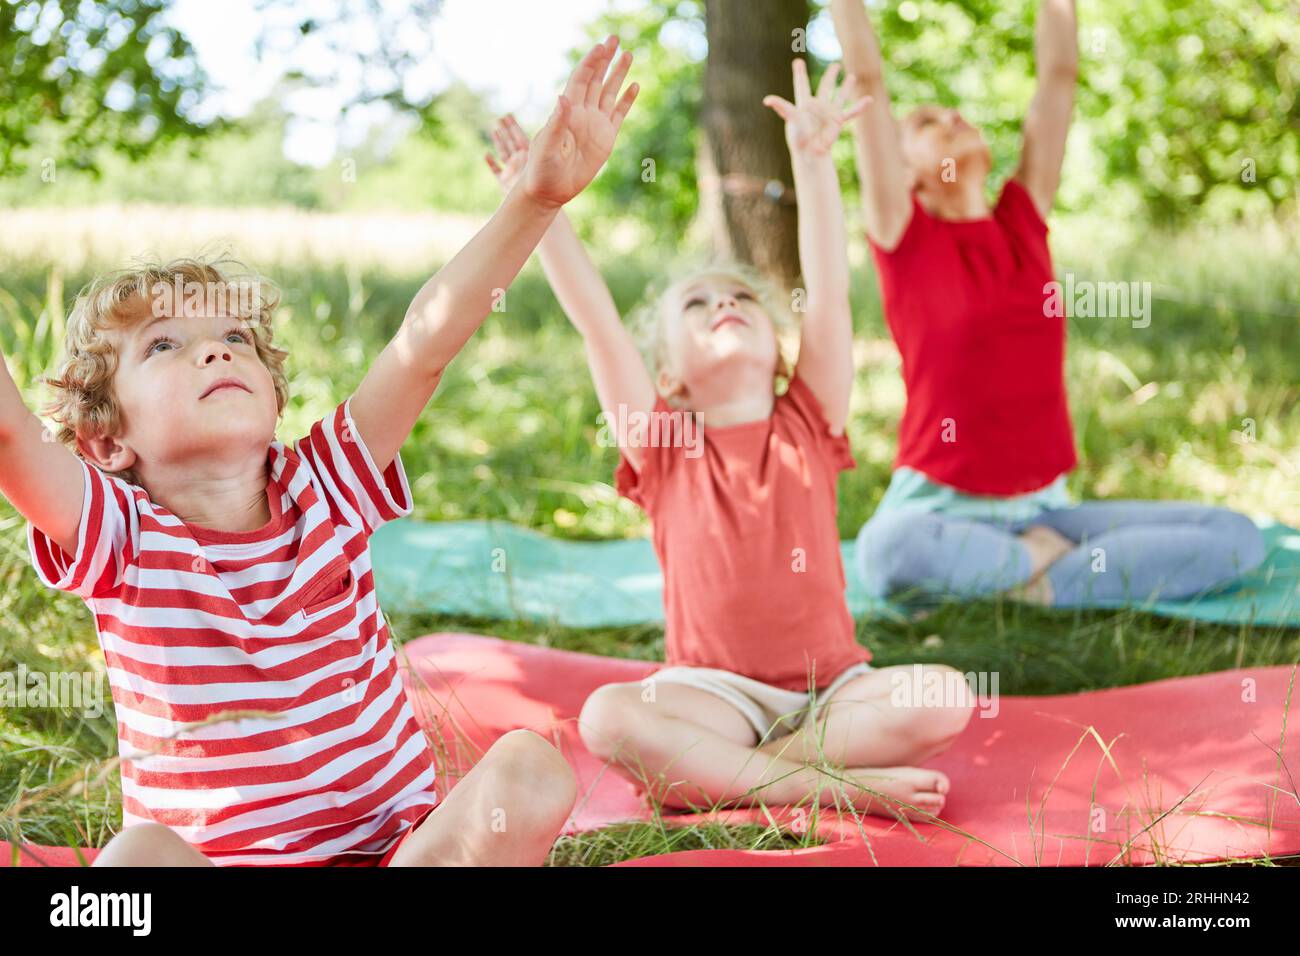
701, 0, 810, 289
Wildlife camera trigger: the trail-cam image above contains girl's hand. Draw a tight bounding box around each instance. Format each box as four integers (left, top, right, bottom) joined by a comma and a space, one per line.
520, 35, 639, 209
485, 115, 531, 194
763, 59, 870, 157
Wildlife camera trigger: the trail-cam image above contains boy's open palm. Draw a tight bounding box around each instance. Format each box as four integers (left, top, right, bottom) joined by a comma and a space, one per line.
764, 60, 870, 157
522, 36, 638, 208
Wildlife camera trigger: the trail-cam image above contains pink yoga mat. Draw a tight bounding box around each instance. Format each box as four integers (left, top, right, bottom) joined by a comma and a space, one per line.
6, 633, 1299, 867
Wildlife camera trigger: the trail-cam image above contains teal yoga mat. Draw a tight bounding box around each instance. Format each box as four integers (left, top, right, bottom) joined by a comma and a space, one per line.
370, 518, 1300, 628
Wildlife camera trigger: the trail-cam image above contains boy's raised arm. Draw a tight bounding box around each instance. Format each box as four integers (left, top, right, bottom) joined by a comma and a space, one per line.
348, 36, 638, 473
0, 352, 88, 557
486, 111, 657, 472
828, 0, 912, 251
763, 59, 869, 435
1014, 0, 1078, 220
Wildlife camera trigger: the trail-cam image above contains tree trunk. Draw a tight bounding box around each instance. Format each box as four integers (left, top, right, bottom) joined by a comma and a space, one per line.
701, 0, 809, 290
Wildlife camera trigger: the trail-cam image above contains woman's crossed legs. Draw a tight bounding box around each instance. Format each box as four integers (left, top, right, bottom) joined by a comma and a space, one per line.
856, 499, 1266, 605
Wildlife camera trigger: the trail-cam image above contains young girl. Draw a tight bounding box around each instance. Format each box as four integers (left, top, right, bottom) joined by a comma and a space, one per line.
487, 56, 973, 821
1, 36, 637, 866
831, 0, 1265, 606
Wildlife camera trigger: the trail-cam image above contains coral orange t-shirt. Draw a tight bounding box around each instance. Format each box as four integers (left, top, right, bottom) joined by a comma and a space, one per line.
615, 375, 871, 692
868, 178, 1077, 495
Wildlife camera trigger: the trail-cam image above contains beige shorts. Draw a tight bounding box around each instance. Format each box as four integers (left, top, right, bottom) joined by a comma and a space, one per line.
649, 661, 876, 743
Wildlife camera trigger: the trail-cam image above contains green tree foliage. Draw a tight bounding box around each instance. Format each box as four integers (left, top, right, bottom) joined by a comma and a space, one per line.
568, 0, 704, 241
0, 0, 210, 175
324, 84, 504, 214
867, 0, 1298, 223
0, 84, 505, 213
252, 0, 445, 134
2, 0, 1291, 225
1082, 0, 1298, 223
0, 97, 322, 207
576, 0, 1298, 227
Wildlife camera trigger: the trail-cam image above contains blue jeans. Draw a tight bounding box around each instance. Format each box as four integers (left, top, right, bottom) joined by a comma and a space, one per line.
855, 500, 1267, 606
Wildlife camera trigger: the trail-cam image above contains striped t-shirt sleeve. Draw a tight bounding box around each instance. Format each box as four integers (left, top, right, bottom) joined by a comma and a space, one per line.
294, 396, 415, 537
27, 458, 136, 600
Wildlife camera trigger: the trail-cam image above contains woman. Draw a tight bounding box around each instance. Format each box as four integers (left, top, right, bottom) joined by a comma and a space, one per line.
830, 0, 1264, 606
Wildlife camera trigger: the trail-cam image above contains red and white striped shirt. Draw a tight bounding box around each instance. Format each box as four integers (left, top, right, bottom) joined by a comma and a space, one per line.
27, 398, 440, 866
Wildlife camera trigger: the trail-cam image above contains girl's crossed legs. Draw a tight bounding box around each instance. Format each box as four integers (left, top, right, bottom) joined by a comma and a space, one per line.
577, 663, 974, 821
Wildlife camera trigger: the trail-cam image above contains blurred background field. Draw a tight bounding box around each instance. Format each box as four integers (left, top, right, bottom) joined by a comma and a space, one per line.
1, 0, 1297, 863
3, 203, 1296, 539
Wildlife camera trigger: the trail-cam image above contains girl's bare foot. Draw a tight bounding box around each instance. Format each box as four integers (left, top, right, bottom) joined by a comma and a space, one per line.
829, 766, 950, 821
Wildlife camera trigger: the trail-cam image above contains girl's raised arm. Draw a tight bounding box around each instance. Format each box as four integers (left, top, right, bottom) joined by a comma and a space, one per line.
486, 108, 657, 472
763, 59, 869, 435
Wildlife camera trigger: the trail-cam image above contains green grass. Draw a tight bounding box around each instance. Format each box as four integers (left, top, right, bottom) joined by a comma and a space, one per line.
545, 820, 822, 867
1, 209, 1298, 865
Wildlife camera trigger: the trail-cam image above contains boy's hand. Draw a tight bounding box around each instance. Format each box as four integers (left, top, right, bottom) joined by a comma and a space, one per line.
520, 35, 638, 209
485, 115, 531, 194
763, 59, 870, 158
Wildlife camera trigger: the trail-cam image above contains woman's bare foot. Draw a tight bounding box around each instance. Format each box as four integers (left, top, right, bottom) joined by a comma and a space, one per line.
1018, 524, 1074, 574
1006, 573, 1055, 605
827, 766, 950, 821
1005, 524, 1075, 606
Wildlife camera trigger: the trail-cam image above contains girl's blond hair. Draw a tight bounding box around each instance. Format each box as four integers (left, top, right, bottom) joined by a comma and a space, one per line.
41, 254, 290, 488
628, 261, 798, 403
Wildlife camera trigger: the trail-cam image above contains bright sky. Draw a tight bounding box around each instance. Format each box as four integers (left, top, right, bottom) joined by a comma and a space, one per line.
167, 0, 842, 167
170, 0, 621, 165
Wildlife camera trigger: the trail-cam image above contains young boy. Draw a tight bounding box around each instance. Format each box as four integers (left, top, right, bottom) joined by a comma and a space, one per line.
0, 36, 638, 867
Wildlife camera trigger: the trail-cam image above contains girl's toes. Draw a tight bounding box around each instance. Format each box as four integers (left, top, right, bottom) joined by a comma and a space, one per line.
899, 793, 943, 820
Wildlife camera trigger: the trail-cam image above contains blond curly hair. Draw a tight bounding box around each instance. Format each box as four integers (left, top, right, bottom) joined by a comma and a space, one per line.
41, 255, 290, 487
629, 261, 798, 405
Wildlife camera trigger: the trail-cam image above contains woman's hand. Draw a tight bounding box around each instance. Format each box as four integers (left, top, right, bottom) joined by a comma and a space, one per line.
763, 59, 870, 158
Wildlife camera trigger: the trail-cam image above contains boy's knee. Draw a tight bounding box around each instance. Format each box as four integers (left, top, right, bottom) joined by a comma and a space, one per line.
94, 822, 191, 867
486, 729, 576, 824
855, 511, 935, 597
492, 728, 573, 785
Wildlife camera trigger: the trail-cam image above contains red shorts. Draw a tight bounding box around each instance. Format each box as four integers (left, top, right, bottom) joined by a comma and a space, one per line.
326, 804, 437, 867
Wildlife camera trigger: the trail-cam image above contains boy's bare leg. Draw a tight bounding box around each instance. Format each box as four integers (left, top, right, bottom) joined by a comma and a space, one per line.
387, 728, 576, 867
578, 681, 952, 820
94, 731, 575, 868
91, 823, 215, 867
